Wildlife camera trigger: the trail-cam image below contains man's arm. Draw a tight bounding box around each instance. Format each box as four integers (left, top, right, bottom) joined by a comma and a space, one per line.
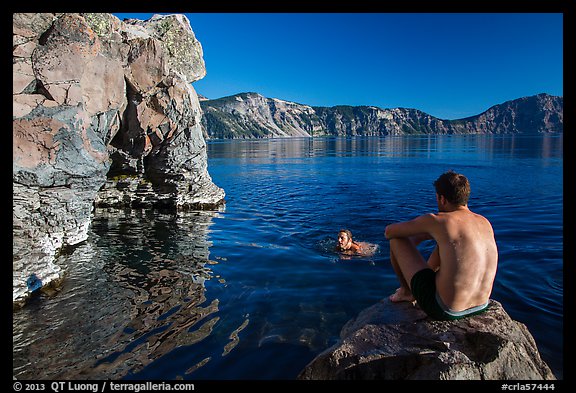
384, 213, 435, 240
427, 244, 440, 271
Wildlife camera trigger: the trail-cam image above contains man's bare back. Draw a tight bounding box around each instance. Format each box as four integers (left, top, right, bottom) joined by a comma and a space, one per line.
385, 171, 498, 319
424, 208, 498, 311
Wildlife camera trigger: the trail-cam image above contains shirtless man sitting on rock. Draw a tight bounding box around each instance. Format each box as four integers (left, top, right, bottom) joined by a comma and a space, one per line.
384, 170, 498, 320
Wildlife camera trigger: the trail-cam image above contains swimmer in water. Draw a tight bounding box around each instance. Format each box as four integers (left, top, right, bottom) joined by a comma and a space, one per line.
336, 229, 377, 257
336, 229, 361, 254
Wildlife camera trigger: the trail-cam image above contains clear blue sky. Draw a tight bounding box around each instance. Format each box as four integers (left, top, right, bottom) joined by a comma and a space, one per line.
113, 13, 563, 120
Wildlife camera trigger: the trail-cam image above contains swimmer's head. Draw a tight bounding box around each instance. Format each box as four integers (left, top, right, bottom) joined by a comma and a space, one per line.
337, 229, 353, 250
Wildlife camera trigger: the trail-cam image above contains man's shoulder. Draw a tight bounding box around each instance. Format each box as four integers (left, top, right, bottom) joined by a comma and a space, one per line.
466, 209, 493, 224
447, 209, 494, 229
421, 212, 441, 222
431, 211, 464, 226
412, 213, 441, 230
417, 212, 437, 219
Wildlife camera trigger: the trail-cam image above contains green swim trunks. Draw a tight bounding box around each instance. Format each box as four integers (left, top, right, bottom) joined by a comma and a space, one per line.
410, 268, 490, 321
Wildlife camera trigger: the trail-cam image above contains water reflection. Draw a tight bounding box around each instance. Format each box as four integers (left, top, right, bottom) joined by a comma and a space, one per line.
12, 207, 231, 380
208, 134, 563, 161
13, 134, 563, 380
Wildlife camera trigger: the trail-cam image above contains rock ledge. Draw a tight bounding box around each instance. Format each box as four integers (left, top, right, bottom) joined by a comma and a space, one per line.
298, 299, 556, 380
13, 13, 224, 306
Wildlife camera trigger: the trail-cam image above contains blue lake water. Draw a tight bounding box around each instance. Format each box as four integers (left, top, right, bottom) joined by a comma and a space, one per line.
12, 134, 563, 380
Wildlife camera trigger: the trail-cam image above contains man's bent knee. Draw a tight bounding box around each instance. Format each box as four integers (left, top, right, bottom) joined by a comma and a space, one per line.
390, 237, 417, 249
389, 237, 428, 279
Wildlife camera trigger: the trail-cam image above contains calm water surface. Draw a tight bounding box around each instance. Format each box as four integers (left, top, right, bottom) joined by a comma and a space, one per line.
12, 135, 563, 380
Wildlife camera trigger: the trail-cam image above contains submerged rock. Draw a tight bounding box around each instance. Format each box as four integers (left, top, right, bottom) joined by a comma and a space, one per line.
298, 299, 556, 380
13, 13, 224, 307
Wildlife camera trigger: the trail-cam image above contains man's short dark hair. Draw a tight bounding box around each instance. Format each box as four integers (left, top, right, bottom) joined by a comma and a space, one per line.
433, 170, 470, 206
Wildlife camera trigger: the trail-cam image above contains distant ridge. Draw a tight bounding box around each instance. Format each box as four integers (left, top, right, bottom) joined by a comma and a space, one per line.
200, 93, 563, 139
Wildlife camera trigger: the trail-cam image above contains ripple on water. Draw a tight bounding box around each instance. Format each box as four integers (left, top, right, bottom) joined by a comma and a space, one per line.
12, 209, 231, 380
14, 136, 564, 380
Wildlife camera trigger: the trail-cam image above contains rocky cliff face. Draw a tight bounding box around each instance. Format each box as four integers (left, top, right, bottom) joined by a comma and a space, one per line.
13, 13, 225, 307
201, 92, 322, 139
201, 93, 563, 138
449, 93, 564, 134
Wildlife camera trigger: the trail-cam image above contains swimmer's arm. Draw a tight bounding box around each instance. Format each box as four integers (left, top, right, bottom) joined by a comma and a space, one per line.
384, 214, 435, 240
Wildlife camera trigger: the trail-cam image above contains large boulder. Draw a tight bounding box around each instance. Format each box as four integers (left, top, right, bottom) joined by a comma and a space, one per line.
298, 299, 556, 380
13, 13, 224, 307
